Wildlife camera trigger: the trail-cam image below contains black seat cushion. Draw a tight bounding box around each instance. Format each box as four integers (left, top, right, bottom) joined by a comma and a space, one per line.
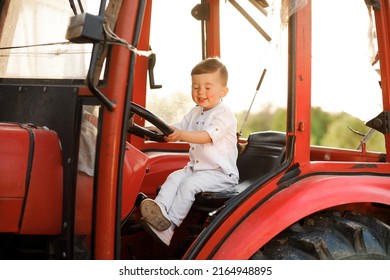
192, 131, 286, 211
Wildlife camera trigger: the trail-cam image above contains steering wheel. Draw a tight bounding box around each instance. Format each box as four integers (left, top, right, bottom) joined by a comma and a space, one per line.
128, 102, 173, 142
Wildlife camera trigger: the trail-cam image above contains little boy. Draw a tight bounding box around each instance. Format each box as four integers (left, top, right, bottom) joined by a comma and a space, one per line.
140, 57, 239, 246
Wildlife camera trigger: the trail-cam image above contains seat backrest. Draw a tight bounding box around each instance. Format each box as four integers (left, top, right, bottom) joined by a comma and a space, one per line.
237, 131, 286, 182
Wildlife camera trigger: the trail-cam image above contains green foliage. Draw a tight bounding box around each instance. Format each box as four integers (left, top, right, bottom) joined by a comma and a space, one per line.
236, 104, 286, 137
146, 91, 193, 124
236, 104, 278, 137
235, 105, 385, 152
311, 106, 332, 145
321, 112, 385, 151
271, 107, 287, 132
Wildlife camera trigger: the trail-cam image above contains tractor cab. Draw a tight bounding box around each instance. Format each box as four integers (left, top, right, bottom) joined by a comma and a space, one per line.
0, 0, 390, 260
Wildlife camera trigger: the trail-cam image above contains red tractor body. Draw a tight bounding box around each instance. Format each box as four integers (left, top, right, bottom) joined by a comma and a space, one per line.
0, 0, 389, 260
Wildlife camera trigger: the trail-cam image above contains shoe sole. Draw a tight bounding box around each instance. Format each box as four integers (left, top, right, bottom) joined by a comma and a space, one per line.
140, 199, 171, 231
139, 218, 169, 246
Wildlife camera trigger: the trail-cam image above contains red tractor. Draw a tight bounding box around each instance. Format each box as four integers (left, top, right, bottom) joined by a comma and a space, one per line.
0, 0, 389, 260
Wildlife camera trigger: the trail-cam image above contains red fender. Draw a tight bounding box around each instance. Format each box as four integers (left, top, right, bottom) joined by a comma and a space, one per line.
207, 174, 390, 259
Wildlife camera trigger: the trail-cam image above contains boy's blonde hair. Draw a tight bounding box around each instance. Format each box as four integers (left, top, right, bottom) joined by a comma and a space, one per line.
191, 57, 228, 86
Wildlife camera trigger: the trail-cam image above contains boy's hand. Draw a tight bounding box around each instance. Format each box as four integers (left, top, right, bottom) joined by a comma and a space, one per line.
164, 127, 181, 142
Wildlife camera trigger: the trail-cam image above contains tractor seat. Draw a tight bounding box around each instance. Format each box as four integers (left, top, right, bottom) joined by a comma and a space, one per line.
192, 131, 286, 212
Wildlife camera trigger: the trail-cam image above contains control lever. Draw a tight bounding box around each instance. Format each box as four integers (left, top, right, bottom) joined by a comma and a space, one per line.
148, 52, 162, 89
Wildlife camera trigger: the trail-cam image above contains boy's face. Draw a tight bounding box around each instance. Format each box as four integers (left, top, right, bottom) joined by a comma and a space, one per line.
191, 71, 228, 111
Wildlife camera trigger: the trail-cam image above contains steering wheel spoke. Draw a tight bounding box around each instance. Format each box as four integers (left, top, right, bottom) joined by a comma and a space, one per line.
128, 102, 173, 142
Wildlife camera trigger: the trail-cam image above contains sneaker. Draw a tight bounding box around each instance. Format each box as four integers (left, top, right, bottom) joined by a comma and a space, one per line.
140, 198, 171, 231
140, 218, 174, 246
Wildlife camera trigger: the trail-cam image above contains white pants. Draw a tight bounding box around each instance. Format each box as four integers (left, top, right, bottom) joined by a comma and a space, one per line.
155, 167, 238, 227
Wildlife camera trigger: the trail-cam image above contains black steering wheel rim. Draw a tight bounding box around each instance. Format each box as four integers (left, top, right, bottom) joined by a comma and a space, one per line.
128, 102, 173, 142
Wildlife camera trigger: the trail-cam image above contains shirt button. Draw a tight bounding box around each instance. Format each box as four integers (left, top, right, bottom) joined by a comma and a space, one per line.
196, 160, 199, 163
191, 147, 195, 150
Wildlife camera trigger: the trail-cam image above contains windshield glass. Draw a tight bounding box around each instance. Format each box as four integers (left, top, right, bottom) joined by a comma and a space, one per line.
221, 0, 288, 137
0, 0, 99, 79
145, 0, 384, 152
146, 0, 201, 125
311, 0, 384, 151
146, 0, 287, 132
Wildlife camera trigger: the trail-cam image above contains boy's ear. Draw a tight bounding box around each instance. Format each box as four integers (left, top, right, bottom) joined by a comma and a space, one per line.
221, 86, 228, 97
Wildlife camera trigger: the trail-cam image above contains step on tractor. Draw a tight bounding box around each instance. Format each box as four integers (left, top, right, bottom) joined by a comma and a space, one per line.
0, 0, 389, 260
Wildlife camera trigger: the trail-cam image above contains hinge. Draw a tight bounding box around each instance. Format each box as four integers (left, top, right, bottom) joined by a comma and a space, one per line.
365, 0, 381, 10
191, 3, 210, 21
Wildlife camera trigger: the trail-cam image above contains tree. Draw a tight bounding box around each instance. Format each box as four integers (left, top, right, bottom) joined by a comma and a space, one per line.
271, 107, 286, 131
236, 104, 279, 137
236, 105, 385, 152
311, 106, 332, 145
321, 112, 385, 152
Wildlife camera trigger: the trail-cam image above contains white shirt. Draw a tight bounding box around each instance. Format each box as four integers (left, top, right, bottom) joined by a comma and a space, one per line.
174, 102, 239, 178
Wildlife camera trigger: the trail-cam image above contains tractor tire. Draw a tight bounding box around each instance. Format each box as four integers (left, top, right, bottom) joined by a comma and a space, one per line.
252, 211, 390, 260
